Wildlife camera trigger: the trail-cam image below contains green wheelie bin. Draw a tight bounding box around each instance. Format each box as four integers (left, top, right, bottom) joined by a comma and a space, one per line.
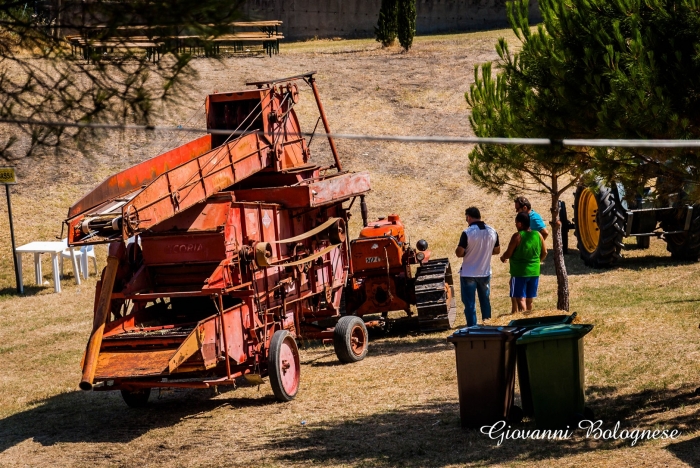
508, 313, 577, 417
447, 326, 523, 428
516, 323, 594, 428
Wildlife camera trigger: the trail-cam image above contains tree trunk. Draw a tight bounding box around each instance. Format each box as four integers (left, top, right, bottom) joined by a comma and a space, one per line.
550, 177, 570, 311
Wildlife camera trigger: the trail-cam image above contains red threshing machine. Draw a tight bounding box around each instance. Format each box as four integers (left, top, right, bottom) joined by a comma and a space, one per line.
66, 72, 454, 407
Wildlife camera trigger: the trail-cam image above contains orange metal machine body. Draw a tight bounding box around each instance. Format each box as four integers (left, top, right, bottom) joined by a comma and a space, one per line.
345, 213, 456, 332
66, 72, 372, 406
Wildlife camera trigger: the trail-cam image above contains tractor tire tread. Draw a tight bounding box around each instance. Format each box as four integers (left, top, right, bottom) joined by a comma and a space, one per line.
573, 183, 624, 268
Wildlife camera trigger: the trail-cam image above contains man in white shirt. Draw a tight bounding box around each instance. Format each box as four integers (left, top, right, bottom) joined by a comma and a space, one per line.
455, 207, 500, 326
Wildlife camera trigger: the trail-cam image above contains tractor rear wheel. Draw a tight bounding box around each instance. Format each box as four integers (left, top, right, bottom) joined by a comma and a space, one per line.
121, 388, 151, 408
333, 316, 368, 363
269, 330, 300, 402
573, 184, 625, 268
663, 206, 700, 261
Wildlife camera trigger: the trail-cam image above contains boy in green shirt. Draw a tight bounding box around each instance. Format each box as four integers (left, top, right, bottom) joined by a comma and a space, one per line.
500, 212, 547, 313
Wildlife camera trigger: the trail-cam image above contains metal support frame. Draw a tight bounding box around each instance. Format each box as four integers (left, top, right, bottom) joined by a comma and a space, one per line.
625, 205, 693, 237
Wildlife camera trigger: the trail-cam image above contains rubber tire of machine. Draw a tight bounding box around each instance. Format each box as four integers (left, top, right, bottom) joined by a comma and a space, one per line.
333, 316, 369, 364
663, 205, 700, 261
268, 330, 301, 402
573, 184, 625, 268
121, 388, 151, 408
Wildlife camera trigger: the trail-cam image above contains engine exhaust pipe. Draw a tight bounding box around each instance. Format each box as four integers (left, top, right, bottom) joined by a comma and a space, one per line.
360, 195, 368, 227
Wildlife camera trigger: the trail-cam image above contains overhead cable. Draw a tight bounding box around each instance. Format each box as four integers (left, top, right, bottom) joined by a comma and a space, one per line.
3, 117, 700, 148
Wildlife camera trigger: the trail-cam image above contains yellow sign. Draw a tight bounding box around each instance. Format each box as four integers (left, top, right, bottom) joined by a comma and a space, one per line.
0, 167, 17, 185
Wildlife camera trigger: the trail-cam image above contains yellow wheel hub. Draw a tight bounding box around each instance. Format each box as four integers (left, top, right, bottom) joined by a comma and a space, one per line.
577, 188, 600, 254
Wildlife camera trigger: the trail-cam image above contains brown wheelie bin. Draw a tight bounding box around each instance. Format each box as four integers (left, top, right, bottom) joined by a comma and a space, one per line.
447, 326, 522, 428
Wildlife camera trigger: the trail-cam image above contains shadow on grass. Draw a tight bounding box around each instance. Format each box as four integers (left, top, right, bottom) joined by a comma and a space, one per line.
0, 379, 697, 465
540, 249, 690, 277
0, 389, 276, 452
0, 285, 45, 298
302, 335, 453, 367
666, 435, 700, 466
367, 335, 453, 356
262, 384, 700, 467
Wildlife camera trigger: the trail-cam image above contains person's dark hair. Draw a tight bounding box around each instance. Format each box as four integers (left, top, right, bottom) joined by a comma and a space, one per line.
516, 212, 531, 229
514, 196, 531, 210
465, 207, 481, 219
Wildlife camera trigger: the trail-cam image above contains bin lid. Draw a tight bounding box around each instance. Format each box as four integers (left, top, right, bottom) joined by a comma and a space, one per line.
507, 312, 577, 328
516, 323, 594, 345
447, 325, 521, 342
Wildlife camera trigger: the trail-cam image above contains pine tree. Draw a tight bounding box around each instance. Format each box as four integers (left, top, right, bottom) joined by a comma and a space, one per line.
467, 0, 700, 309
0, 0, 243, 160
375, 0, 398, 47
397, 0, 416, 52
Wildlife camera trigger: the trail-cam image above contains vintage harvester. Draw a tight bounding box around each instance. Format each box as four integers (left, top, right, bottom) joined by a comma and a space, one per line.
66, 72, 456, 407
65, 72, 376, 406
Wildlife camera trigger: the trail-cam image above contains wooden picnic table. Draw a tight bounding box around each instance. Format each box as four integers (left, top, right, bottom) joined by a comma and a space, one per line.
86, 20, 282, 30
66, 21, 284, 60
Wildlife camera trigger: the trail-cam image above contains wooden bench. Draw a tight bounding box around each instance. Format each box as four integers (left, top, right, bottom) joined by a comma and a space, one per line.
66, 36, 160, 62
163, 31, 284, 57
65, 20, 284, 61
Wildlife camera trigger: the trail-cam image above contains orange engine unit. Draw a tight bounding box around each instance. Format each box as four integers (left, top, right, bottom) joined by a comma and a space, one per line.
345, 214, 456, 331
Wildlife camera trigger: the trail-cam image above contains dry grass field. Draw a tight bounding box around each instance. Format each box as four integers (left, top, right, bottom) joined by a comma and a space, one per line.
0, 30, 698, 467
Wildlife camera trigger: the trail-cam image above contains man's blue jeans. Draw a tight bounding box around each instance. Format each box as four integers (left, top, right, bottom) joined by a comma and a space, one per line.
460, 275, 492, 327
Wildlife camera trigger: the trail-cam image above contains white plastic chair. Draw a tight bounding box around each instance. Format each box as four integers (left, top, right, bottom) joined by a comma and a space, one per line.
60, 240, 98, 279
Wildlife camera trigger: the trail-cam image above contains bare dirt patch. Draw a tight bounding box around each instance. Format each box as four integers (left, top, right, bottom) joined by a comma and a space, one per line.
0, 30, 698, 467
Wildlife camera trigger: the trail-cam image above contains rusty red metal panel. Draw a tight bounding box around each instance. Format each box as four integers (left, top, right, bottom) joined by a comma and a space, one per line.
94, 349, 173, 378
307, 172, 370, 206
141, 233, 226, 265
121, 134, 276, 237
234, 171, 370, 208
278, 110, 309, 169
149, 194, 233, 234
260, 206, 278, 246
222, 306, 246, 364
68, 135, 212, 219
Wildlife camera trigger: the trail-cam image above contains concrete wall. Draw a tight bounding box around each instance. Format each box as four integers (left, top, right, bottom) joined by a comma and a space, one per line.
241, 0, 540, 40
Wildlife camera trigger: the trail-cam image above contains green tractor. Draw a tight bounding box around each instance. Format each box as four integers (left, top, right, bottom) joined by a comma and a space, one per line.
568, 182, 700, 268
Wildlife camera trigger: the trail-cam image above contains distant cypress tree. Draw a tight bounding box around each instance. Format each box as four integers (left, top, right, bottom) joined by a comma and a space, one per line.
375, 0, 398, 47
397, 0, 416, 51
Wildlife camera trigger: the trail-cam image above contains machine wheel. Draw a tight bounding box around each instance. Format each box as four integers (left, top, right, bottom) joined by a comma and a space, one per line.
664, 206, 700, 261
333, 316, 368, 363
573, 184, 625, 268
268, 330, 300, 402
121, 388, 151, 408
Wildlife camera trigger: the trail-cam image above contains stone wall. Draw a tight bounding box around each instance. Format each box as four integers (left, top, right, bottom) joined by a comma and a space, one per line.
241, 0, 540, 40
